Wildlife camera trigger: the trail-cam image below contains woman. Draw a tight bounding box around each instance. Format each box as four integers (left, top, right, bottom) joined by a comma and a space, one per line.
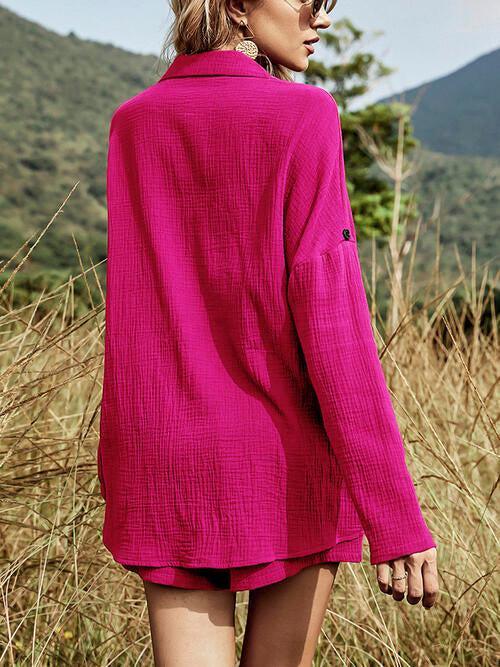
97, 0, 439, 664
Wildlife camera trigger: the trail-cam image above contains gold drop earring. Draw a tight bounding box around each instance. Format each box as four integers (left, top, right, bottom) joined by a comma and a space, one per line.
234, 20, 273, 74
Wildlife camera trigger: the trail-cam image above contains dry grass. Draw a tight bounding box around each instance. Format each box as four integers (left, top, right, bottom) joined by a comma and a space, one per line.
0, 175, 498, 665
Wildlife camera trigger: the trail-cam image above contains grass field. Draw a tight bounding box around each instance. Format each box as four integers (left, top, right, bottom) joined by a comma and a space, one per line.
0, 181, 498, 666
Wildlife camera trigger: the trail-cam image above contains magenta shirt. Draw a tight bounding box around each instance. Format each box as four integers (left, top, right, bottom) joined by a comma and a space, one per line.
98, 49, 437, 568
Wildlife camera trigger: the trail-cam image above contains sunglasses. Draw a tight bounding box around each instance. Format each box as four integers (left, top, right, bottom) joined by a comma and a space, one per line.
284, 0, 338, 18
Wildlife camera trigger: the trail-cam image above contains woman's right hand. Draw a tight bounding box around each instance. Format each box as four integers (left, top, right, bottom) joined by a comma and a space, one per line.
375, 547, 439, 608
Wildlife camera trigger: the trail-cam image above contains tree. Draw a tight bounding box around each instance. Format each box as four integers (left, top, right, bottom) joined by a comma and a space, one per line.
304, 18, 421, 244
304, 18, 430, 327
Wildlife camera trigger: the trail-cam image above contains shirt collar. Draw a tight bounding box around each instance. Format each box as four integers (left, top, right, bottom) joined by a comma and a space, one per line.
158, 49, 272, 82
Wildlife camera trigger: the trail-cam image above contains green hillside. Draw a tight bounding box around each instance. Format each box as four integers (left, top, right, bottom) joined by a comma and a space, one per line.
358, 149, 500, 285
407, 150, 500, 270
0, 4, 160, 274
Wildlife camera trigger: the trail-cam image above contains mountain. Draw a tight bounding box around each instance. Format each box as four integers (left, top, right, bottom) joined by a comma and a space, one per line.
376, 48, 500, 158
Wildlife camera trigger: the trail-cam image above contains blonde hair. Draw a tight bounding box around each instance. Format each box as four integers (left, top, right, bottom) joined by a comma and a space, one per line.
156, 0, 294, 81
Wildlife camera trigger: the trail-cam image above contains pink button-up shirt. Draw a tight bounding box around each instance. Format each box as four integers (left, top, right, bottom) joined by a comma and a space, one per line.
98, 49, 437, 568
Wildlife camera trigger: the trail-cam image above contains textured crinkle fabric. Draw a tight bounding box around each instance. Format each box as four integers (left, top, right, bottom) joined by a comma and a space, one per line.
98, 49, 437, 578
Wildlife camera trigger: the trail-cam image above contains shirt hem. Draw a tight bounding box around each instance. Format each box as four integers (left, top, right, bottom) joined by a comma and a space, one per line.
103, 530, 365, 569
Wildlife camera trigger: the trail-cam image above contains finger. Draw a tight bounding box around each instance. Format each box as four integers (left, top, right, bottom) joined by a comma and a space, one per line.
422, 552, 439, 609
376, 563, 392, 595
405, 556, 423, 605
391, 558, 407, 601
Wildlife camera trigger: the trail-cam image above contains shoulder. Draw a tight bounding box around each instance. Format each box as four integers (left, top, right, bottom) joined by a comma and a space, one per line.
268, 82, 342, 163
108, 84, 160, 135
266, 80, 341, 153
268, 78, 340, 122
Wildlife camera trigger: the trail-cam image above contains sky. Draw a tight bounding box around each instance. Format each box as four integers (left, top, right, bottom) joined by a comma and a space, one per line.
3, 0, 500, 106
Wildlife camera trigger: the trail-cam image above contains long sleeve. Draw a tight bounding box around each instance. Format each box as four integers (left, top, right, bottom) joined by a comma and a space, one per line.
284, 88, 437, 565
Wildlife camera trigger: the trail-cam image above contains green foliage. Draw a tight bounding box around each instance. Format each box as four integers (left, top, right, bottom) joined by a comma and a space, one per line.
303, 19, 499, 279
0, 4, 159, 274
0, 267, 103, 318
305, 18, 395, 113
303, 20, 422, 241
342, 102, 421, 239
404, 150, 500, 277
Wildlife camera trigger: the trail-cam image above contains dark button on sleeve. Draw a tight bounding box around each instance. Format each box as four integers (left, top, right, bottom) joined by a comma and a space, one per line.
342, 228, 351, 240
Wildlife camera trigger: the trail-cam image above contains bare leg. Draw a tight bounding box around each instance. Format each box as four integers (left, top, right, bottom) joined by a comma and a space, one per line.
239, 562, 340, 667
143, 580, 237, 667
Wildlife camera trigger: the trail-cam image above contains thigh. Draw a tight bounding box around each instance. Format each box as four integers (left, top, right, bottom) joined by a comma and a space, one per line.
143, 580, 237, 667
240, 562, 340, 667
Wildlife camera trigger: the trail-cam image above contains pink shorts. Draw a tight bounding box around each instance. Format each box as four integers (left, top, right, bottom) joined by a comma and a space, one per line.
121, 533, 363, 592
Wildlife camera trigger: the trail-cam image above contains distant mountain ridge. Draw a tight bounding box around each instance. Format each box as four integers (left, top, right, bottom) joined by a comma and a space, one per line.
376, 48, 500, 158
